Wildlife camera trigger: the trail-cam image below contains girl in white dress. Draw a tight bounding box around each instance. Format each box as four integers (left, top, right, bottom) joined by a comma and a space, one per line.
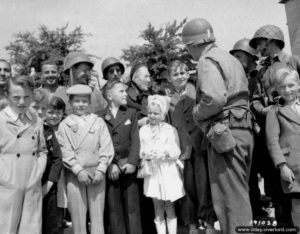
139, 94, 185, 234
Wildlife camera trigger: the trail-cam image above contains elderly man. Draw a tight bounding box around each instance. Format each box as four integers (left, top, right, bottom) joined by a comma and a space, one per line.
0, 59, 12, 110
54, 51, 106, 114
182, 18, 254, 234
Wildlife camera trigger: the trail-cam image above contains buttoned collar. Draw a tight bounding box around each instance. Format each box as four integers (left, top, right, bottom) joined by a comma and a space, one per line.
3, 106, 32, 122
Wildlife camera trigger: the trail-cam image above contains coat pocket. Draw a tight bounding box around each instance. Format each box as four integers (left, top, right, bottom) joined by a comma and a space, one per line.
0, 158, 13, 185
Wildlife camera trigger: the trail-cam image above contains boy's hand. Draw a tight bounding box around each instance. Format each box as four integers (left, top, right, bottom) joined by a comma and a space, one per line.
108, 164, 121, 181
122, 164, 136, 174
279, 164, 295, 185
92, 171, 104, 184
42, 181, 54, 197
77, 170, 92, 185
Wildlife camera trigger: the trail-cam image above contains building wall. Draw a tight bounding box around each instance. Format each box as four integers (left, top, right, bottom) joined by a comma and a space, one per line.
283, 0, 300, 55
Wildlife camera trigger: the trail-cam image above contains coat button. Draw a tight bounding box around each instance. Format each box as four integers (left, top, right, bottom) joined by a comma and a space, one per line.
16, 153, 20, 158
32, 152, 35, 156
17, 135, 20, 139
32, 136, 35, 140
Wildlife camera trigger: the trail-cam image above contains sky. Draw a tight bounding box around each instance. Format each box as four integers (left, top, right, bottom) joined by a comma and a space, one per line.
0, 0, 289, 72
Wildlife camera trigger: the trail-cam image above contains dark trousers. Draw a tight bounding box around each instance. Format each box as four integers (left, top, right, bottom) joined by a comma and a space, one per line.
258, 130, 293, 226
181, 149, 217, 225
137, 179, 157, 234
106, 172, 142, 234
42, 184, 64, 234
249, 136, 263, 219
207, 128, 254, 234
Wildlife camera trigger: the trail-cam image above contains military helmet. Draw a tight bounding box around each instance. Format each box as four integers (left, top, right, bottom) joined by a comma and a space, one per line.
182, 18, 216, 46
249, 25, 284, 49
101, 57, 125, 79
230, 38, 258, 60
63, 51, 94, 74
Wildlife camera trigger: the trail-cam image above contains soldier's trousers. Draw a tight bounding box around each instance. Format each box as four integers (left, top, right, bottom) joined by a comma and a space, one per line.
106, 172, 142, 234
207, 128, 254, 234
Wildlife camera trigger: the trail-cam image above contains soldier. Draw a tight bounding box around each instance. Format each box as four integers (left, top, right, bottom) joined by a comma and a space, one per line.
182, 18, 254, 234
230, 39, 266, 219
249, 25, 300, 105
54, 51, 106, 114
0, 59, 12, 110
101, 57, 125, 81
249, 25, 300, 226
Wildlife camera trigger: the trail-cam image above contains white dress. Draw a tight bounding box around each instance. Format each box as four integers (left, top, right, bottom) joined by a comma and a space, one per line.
139, 122, 185, 202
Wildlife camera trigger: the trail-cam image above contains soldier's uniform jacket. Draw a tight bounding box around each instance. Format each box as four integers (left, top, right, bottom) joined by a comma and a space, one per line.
193, 44, 250, 131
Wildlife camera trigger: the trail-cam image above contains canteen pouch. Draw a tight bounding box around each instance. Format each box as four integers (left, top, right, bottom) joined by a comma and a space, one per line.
206, 122, 236, 154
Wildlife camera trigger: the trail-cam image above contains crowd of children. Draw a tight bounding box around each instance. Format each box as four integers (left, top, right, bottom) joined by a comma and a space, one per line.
1, 20, 300, 234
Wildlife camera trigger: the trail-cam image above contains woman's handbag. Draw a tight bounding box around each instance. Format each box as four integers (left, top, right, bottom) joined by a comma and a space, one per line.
137, 158, 153, 178
206, 122, 236, 154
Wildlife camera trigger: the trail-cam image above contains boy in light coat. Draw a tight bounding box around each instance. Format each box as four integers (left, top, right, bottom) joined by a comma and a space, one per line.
57, 84, 114, 234
0, 75, 47, 234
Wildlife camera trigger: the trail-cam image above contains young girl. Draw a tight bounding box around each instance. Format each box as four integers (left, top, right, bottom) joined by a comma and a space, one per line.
0, 75, 47, 233
57, 84, 114, 234
139, 94, 185, 234
266, 66, 300, 228
42, 96, 66, 234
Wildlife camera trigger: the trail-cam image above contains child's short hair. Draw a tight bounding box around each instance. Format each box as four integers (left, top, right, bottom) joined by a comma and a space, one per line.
47, 96, 66, 112
6, 75, 34, 94
102, 78, 123, 100
274, 66, 299, 87
167, 60, 189, 75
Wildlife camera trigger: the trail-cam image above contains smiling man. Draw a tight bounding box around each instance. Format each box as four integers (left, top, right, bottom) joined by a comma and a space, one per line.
41, 62, 60, 94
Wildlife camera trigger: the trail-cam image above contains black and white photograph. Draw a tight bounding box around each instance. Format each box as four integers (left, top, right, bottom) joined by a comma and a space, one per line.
0, 0, 299, 233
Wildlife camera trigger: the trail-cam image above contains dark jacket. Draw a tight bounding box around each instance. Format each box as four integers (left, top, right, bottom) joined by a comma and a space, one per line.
97, 106, 140, 166
126, 83, 148, 119
171, 96, 203, 160
42, 124, 63, 185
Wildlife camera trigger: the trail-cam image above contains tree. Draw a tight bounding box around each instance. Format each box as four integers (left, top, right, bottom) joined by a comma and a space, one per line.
121, 18, 195, 80
6, 24, 90, 74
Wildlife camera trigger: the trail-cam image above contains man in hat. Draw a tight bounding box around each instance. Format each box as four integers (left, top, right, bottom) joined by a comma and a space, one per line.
54, 51, 106, 114
101, 57, 125, 81
182, 18, 254, 234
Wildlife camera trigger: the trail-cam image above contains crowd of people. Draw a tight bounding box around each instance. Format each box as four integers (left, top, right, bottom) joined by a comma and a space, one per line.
0, 17, 300, 234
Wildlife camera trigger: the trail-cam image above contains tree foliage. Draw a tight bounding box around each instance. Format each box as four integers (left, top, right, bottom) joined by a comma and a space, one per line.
121, 18, 194, 80
5, 24, 89, 74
